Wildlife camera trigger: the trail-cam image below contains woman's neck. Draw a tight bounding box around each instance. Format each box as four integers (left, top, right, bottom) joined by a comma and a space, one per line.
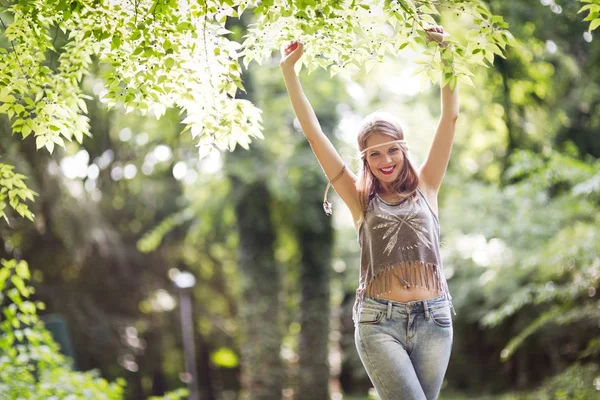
379, 182, 395, 196
377, 183, 413, 203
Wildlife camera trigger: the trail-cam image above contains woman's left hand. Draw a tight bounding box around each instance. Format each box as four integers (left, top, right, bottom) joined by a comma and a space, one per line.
425, 25, 449, 46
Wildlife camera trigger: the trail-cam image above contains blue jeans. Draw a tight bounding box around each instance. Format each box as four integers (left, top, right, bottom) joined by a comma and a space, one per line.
354, 295, 453, 400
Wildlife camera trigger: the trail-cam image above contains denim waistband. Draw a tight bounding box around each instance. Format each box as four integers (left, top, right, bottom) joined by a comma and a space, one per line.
362, 294, 449, 313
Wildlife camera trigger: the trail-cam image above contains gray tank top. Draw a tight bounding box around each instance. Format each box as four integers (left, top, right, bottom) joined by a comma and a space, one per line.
354, 188, 455, 318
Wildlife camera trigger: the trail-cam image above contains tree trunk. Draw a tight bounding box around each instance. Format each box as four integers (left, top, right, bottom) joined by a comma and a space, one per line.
196, 330, 217, 400
292, 142, 334, 400
232, 179, 283, 399
496, 56, 518, 177
296, 220, 332, 400
338, 292, 372, 396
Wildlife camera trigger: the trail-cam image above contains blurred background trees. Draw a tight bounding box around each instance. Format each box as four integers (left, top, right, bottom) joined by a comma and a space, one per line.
1, 0, 599, 399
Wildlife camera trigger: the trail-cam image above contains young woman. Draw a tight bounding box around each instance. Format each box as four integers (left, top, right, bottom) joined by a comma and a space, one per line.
280, 26, 458, 400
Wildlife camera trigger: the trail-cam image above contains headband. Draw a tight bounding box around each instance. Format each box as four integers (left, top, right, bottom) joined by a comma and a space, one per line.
360, 140, 407, 155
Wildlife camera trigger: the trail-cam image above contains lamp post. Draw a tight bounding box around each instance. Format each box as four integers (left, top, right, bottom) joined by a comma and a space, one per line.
170, 269, 200, 400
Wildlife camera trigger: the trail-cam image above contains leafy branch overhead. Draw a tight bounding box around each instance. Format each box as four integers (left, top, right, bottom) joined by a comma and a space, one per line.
0, 0, 516, 155
0, 163, 37, 223
579, 0, 600, 32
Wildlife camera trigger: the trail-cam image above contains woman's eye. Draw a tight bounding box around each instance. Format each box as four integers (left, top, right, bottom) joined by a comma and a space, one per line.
389, 147, 399, 153
370, 152, 380, 157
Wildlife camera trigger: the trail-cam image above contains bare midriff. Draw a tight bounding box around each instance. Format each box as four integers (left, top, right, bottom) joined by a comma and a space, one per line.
375, 281, 442, 303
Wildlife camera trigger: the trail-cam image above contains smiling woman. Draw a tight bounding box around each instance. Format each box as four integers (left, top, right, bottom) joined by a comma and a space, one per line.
280, 25, 459, 400
356, 115, 418, 207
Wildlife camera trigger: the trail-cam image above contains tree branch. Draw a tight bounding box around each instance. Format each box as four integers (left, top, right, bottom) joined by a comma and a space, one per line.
203, 1, 216, 107
48, 24, 60, 69
0, 14, 28, 86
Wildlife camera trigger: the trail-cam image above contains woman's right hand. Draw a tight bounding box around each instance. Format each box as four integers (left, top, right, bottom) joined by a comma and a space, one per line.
280, 40, 304, 69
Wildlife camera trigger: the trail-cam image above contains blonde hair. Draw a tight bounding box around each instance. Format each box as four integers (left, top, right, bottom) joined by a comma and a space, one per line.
356, 112, 419, 216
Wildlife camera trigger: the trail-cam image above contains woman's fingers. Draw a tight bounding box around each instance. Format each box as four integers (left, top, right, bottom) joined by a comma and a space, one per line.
426, 25, 444, 34
284, 40, 302, 55
425, 26, 448, 44
280, 40, 304, 67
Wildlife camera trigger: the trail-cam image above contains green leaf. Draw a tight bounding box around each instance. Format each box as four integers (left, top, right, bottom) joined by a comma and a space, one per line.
211, 347, 239, 368
78, 98, 88, 113
15, 261, 29, 280
20, 301, 36, 314
419, 5, 439, 15
458, 75, 474, 87
0, 268, 10, 291
22, 125, 32, 139
36, 136, 47, 150
45, 140, 55, 154
11, 275, 29, 298
0, 94, 16, 103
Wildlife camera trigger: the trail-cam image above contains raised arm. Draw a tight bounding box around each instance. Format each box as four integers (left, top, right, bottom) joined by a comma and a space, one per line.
418, 27, 460, 198
280, 40, 362, 221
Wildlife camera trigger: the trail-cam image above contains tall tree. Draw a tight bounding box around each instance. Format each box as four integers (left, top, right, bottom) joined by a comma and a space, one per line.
291, 143, 334, 400
230, 175, 284, 398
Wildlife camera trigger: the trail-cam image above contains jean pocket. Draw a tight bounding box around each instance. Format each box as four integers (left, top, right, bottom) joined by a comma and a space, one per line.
358, 309, 384, 324
430, 305, 452, 328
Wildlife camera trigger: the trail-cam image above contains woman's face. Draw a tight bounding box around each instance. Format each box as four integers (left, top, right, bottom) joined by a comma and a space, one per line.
364, 133, 405, 185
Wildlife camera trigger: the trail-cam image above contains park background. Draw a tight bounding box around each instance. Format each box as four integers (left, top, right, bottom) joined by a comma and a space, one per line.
1, 0, 599, 399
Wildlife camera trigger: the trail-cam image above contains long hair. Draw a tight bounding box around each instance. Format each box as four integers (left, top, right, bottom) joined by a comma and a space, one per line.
356, 112, 419, 217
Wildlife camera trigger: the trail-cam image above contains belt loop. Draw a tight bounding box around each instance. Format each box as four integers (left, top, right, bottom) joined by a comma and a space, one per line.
423, 300, 430, 320
386, 301, 393, 320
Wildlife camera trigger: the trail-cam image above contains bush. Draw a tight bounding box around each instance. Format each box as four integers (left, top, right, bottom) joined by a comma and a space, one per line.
0, 259, 187, 400
533, 363, 600, 400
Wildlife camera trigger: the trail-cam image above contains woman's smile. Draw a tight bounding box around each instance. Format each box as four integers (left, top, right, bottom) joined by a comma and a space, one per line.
379, 165, 397, 175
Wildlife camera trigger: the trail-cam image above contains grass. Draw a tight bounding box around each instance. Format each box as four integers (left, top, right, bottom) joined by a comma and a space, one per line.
340, 392, 507, 400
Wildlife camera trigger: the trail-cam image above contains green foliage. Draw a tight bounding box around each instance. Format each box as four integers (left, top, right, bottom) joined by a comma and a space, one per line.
137, 208, 196, 253
244, 0, 514, 86
0, 162, 36, 223
579, 0, 600, 32
211, 346, 239, 368
0, 258, 124, 398
0, 0, 512, 155
148, 388, 189, 400
441, 149, 600, 390
0, 258, 189, 399
451, 364, 600, 400
474, 150, 600, 361
1, 0, 598, 397
531, 363, 600, 400
0, 0, 263, 155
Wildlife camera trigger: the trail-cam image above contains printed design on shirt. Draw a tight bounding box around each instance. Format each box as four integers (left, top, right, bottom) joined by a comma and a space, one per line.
373, 206, 432, 255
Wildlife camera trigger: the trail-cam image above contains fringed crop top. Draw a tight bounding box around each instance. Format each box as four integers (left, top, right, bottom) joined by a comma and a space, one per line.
353, 188, 455, 319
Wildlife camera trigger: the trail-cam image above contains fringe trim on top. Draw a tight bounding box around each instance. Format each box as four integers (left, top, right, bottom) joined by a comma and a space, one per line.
365, 261, 445, 297
352, 262, 456, 322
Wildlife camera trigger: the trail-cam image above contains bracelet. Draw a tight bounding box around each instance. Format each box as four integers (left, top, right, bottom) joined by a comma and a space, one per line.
323, 164, 346, 216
